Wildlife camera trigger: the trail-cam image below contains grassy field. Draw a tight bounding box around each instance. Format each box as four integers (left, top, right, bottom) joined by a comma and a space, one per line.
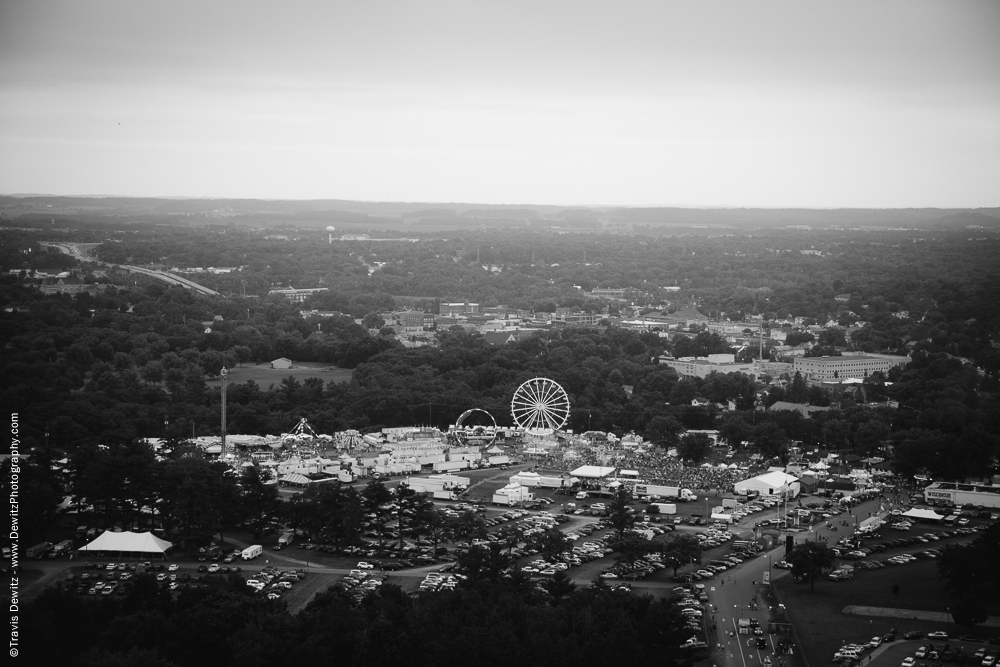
206, 362, 353, 390
775, 560, 1000, 667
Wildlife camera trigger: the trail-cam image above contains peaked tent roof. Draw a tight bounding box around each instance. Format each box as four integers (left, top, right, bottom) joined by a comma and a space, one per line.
901, 508, 945, 521
753, 471, 800, 487
279, 473, 312, 485
78, 530, 172, 553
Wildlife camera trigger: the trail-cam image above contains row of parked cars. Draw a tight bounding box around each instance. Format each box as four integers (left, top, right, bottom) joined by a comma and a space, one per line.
688, 551, 754, 581
417, 572, 465, 592
903, 642, 997, 666
729, 496, 785, 523
696, 527, 736, 550
246, 566, 307, 600
835, 528, 977, 572
671, 586, 710, 636
65, 574, 130, 596
330, 570, 388, 603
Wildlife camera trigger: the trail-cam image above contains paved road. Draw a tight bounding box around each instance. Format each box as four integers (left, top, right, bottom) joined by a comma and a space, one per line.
705, 493, 899, 667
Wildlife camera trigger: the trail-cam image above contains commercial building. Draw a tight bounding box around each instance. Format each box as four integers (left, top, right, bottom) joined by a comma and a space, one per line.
923, 481, 1000, 509
439, 302, 480, 316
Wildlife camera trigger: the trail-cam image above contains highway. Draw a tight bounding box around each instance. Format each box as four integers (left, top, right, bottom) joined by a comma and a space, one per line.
40, 241, 219, 296
121, 265, 219, 296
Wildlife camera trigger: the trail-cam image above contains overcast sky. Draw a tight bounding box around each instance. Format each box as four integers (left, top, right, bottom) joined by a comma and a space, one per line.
1, 0, 998, 207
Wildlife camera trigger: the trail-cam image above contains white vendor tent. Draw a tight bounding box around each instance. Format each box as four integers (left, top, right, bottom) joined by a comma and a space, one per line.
78, 530, 172, 556
733, 471, 801, 498
569, 465, 615, 479
901, 508, 945, 522
510, 471, 540, 486
279, 473, 312, 486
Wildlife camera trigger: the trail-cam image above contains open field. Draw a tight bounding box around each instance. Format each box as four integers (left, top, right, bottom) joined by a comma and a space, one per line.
206, 362, 353, 390
775, 559, 1000, 667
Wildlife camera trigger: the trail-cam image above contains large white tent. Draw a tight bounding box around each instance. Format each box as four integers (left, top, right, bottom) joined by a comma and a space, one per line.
901, 508, 945, 522
733, 471, 801, 498
78, 530, 173, 556
569, 465, 615, 479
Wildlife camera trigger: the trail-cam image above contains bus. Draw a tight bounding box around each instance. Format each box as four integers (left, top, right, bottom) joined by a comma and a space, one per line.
50, 539, 74, 557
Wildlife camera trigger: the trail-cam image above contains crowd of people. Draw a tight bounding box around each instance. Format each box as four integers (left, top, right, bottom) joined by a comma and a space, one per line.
523, 441, 762, 495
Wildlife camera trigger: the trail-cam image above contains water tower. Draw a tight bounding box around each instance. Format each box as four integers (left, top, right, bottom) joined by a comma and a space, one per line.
326, 226, 337, 244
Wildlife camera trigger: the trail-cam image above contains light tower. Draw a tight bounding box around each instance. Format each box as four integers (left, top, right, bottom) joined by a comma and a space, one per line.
326, 225, 337, 244
220, 366, 228, 459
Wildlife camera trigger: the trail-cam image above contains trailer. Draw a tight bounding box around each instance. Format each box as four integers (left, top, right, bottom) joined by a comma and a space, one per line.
648, 502, 677, 515
241, 544, 263, 560
535, 476, 567, 489
432, 460, 470, 473
634, 484, 697, 502
408, 480, 447, 494
487, 455, 510, 466
26, 542, 53, 559
427, 474, 471, 489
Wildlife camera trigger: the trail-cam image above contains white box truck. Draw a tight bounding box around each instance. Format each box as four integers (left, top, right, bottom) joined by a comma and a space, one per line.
648, 502, 677, 515
278, 531, 295, 547
492, 494, 517, 506
432, 490, 457, 501
242, 545, 263, 560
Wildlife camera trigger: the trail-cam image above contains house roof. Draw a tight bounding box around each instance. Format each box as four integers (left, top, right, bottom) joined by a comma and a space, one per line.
482, 331, 516, 345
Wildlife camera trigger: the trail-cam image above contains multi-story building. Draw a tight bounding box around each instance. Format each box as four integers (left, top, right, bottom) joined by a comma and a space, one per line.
659, 354, 755, 379
269, 287, 328, 303
793, 353, 908, 384
590, 288, 627, 298
439, 302, 480, 316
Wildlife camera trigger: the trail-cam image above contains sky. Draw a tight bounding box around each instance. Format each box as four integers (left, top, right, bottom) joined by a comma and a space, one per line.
1, 0, 998, 207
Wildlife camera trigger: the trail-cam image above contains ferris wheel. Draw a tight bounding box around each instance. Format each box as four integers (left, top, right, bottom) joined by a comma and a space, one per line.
510, 377, 570, 436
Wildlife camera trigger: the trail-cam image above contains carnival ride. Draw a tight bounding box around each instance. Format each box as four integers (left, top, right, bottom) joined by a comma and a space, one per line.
450, 408, 499, 447
334, 429, 365, 451
510, 377, 570, 436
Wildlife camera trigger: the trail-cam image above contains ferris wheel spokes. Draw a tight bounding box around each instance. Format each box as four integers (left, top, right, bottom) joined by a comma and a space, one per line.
510, 377, 570, 436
